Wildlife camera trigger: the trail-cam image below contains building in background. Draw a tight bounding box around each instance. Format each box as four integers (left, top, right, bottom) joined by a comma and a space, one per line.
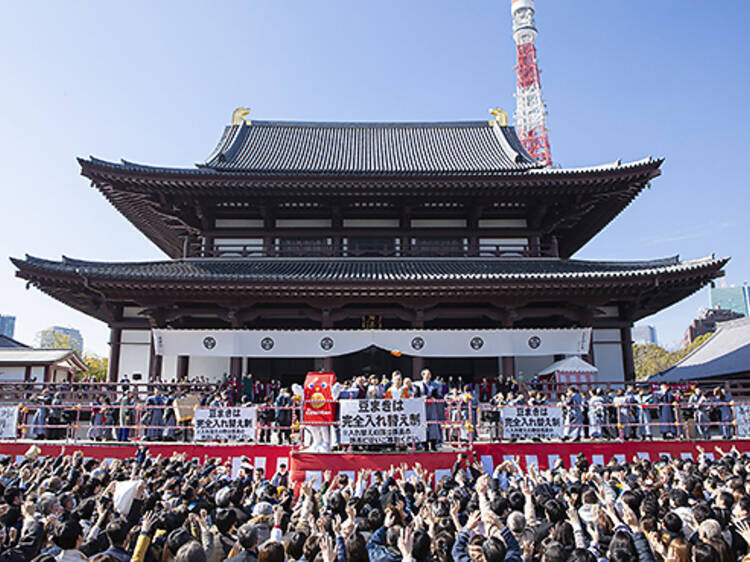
0, 333, 86, 382
683, 308, 744, 347
711, 285, 749, 317
39, 326, 83, 355
12, 111, 727, 384
0, 315, 15, 339
633, 325, 658, 346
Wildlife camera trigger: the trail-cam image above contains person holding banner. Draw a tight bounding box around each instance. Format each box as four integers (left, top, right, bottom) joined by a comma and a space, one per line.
384, 370, 410, 399
414, 369, 443, 451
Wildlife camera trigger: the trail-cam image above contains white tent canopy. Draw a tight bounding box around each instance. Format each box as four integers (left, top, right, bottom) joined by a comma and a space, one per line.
538, 356, 598, 377
153, 328, 591, 358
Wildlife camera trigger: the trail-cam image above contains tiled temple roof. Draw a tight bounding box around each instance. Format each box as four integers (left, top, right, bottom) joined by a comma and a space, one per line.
12, 255, 727, 284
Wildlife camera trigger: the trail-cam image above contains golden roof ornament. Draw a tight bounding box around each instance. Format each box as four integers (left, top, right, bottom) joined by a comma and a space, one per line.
488, 108, 508, 127
232, 107, 252, 126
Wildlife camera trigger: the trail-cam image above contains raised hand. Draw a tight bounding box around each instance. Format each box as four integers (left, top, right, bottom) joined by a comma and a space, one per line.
464, 511, 481, 532
566, 504, 581, 527
384, 509, 397, 528
141, 511, 158, 535
397, 526, 414, 560
320, 534, 336, 562
476, 474, 490, 495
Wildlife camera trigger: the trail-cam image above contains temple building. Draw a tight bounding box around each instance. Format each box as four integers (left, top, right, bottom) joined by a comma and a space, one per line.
12, 111, 727, 384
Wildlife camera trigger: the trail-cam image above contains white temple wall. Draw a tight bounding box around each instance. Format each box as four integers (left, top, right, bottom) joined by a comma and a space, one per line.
119, 330, 151, 380
161, 355, 178, 382
592, 329, 625, 382
0, 366, 25, 382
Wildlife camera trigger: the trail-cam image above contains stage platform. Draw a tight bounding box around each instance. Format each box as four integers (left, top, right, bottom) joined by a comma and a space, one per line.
2, 439, 749, 483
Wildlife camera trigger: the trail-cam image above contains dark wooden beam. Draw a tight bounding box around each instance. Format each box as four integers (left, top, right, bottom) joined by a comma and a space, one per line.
107, 327, 122, 382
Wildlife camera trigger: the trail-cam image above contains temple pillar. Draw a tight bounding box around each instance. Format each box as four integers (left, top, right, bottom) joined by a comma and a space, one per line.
148, 336, 162, 381
230, 357, 243, 379
24, 366, 31, 382
177, 355, 190, 381
621, 326, 635, 382
501, 356, 515, 378
107, 327, 122, 382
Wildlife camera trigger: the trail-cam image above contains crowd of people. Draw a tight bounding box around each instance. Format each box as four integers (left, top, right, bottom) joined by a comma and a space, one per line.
14, 370, 739, 445
3, 444, 750, 561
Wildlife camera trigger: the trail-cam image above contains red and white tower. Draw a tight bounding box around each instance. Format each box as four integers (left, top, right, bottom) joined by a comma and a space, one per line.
511, 0, 552, 166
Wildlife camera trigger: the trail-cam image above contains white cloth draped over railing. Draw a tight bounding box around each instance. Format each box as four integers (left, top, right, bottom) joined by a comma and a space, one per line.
153, 328, 591, 358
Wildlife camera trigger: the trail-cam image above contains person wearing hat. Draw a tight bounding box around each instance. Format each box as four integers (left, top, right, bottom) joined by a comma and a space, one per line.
270, 464, 288, 489
226, 521, 258, 562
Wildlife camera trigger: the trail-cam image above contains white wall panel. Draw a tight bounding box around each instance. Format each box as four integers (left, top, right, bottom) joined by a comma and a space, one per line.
0, 366, 25, 381
119, 330, 151, 381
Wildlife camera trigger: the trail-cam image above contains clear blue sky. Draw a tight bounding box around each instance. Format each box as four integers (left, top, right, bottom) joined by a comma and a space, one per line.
1, 1, 748, 355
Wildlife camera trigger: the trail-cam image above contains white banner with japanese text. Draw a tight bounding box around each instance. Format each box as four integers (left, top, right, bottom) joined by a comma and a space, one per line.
193, 407, 257, 442
339, 398, 426, 445
0, 406, 18, 439
501, 405, 564, 440
154, 328, 591, 358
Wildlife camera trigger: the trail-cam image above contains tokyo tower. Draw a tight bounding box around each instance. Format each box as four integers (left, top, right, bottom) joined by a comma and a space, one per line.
511, 0, 552, 166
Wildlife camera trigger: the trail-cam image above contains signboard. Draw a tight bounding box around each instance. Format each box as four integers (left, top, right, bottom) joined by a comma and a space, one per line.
174, 394, 202, 423
736, 404, 750, 437
193, 407, 256, 442
303, 372, 336, 423
0, 406, 18, 439
650, 382, 696, 395
501, 405, 564, 440
339, 398, 426, 445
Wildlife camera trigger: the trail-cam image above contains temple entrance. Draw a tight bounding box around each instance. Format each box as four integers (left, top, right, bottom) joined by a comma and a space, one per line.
246, 357, 315, 387
333, 346, 413, 379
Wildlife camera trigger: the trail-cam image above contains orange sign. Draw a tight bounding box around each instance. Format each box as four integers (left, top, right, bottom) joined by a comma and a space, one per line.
303, 372, 336, 423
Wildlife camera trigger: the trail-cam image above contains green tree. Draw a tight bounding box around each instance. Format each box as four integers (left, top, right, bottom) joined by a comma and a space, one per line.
38, 330, 74, 350
82, 354, 108, 381
633, 332, 713, 380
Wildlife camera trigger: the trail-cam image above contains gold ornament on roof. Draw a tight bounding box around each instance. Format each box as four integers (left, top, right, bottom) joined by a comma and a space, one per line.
488, 108, 508, 127
232, 107, 252, 125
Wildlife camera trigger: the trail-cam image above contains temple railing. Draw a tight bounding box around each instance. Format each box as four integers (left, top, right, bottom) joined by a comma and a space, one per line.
3, 394, 745, 448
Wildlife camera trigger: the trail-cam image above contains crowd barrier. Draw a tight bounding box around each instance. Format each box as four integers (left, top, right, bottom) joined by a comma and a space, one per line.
3, 391, 746, 449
